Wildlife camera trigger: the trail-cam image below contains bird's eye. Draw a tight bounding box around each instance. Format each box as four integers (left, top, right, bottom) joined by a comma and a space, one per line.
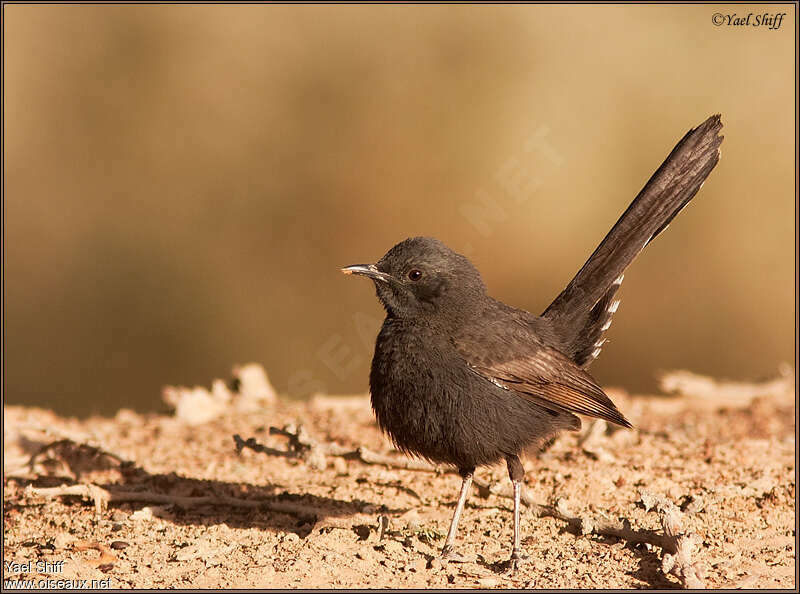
407, 269, 422, 281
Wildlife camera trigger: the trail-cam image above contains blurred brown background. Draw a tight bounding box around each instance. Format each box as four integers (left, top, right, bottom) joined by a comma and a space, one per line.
3, 4, 794, 416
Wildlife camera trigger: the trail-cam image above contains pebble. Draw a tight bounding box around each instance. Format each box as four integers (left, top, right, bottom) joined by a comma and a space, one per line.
332, 457, 348, 475
399, 509, 420, 531
429, 557, 444, 571
355, 548, 377, 562
111, 511, 127, 523
410, 558, 426, 572
478, 577, 498, 588
53, 533, 73, 550
379, 539, 404, 555
306, 447, 327, 471
353, 525, 371, 541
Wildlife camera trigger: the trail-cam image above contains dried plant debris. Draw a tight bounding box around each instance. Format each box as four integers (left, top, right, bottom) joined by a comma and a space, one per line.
3, 366, 795, 589
162, 363, 277, 425
659, 365, 794, 404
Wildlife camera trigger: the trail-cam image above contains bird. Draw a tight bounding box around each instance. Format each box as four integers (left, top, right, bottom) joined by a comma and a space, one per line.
341, 115, 723, 570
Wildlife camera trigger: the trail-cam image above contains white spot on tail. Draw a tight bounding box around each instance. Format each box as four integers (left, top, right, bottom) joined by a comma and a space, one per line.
489, 377, 509, 390
601, 318, 613, 331
608, 300, 620, 313
591, 347, 602, 359
613, 273, 624, 286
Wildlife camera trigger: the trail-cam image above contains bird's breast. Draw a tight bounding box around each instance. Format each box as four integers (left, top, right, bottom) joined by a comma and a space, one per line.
369, 321, 454, 454
368, 318, 498, 467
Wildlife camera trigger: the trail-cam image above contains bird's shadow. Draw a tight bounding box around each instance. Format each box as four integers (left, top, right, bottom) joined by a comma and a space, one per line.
10, 464, 384, 539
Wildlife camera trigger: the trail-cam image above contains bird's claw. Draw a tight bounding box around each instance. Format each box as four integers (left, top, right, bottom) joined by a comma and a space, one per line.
503, 551, 526, 575
439, 545, 469, 563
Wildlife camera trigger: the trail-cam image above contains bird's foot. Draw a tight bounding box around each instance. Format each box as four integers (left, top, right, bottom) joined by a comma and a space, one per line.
502, 550, 527, 576
439, 545, 470, 563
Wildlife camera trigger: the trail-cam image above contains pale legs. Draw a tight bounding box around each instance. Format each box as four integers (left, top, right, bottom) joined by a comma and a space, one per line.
507, 454, 525, 573
439, 457, 525, 571
439, 468, 474, 561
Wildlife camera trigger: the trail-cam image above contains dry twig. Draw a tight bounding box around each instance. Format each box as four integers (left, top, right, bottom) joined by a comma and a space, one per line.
528, 493, 705, 588
24, 483, 317, 520
73, 540, 118, 569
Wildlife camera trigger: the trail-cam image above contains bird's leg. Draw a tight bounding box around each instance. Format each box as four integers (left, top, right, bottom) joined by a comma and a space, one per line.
440, 468, 474, 562
505, 455, 526, 573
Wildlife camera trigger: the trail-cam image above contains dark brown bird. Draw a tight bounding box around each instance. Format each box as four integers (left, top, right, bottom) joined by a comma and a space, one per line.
342, 115, 723, 570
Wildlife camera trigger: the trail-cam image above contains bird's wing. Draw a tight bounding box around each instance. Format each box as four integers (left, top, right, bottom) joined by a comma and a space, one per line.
453, 319, 632, 428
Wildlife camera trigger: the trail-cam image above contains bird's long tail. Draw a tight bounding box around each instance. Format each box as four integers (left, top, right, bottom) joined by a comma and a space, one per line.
542, 115, 724, 367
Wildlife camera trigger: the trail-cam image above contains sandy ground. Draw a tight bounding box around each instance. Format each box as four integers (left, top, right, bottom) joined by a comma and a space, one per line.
3, 367, 796, 589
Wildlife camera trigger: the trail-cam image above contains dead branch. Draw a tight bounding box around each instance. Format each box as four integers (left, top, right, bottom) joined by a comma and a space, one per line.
235, 427, 447, 473
236, 428, 536, 505
233, 434, 303, 460
24, 483, 317, 520
530, 493, 705, 588
648, 493, 706, 589
532, 498, 675, 549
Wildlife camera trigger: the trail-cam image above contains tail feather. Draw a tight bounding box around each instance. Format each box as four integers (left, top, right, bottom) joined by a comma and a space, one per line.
572, 273, 623, 366
544, 115, 724, 366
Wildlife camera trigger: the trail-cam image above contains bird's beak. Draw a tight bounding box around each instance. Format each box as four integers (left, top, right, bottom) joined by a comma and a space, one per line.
341, 263, 392, 283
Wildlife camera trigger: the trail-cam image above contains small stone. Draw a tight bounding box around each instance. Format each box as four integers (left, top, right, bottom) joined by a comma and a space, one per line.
400, 509, 420, 531
353, 525, 371, 541
429, 557, 444, 571
111, 511, 127, 523
110, 541, 129, 550
306, 447, 327, 471
332, 457, 348, 475
379, 539, 404, 555
478, 577, 498, 588
377, 515, 390, 540
53, 533, 73, 550
283, 533, 300, 544
130, 507, 155, 522
356, 547, 376, 562
682, 495, 705, 514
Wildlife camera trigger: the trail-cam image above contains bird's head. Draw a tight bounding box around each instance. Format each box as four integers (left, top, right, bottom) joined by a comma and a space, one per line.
342, 237, 486, 322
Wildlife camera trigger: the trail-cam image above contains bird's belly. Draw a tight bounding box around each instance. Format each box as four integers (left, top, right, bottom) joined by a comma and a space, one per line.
370, 364, 479, 468
369, 328, 519, 469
